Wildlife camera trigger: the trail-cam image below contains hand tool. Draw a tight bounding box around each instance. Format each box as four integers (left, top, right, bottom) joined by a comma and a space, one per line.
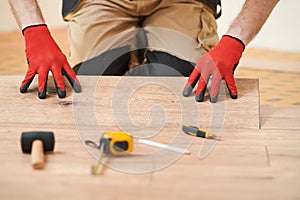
86, 131, 190, 175
21, 131, 55, 169
86, 131, 190, 155
86, 131, 133, 175
101, 131, 190, 154
100, 131, 133, 155
182, 124, 217, 139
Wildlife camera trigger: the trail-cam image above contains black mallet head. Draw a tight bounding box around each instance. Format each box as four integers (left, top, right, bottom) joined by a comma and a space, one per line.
21, 131, 55, 153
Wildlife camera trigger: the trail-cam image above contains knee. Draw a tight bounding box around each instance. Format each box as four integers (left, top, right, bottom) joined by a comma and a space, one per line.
73, 46, 131, 76
145, 50, 194, 77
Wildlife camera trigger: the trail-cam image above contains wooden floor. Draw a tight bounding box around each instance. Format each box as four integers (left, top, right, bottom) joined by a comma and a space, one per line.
0, 29, 300, 200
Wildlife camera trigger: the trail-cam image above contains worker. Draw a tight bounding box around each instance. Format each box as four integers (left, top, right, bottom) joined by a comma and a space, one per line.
9, 0, 279, 101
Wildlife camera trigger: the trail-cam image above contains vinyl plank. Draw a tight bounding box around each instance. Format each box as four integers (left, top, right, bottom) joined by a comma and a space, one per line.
0, 76, 260, 130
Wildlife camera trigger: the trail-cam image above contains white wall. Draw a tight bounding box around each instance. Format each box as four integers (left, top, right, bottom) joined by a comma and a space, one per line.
1, 0, 299, 52
0, 0, 66, 31
217, 0, 300, 52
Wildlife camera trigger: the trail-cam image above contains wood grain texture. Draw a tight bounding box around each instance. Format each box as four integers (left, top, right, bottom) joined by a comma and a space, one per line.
0, 75, 299, 200
0, 76, 260, 129
260, 105, 300, 130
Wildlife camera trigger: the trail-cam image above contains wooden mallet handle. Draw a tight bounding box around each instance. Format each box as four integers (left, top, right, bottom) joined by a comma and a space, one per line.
31, 140, 45, 169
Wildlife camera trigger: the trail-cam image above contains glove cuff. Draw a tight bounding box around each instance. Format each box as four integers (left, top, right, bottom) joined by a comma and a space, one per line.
22, 24, 48, 35
222, 35, 245, 51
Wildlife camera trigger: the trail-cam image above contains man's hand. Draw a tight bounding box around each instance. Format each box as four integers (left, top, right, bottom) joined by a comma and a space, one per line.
20, 25, 81, 99
182, 35, 244, 103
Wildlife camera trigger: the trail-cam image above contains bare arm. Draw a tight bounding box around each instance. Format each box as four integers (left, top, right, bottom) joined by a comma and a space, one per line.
226, 0, 279, 46
9, 0, 45, 30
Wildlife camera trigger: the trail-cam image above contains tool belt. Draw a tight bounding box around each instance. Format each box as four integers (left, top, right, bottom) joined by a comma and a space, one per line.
62, 0, 81, 17
198, 0, 222, 19
62, 0, 222, 18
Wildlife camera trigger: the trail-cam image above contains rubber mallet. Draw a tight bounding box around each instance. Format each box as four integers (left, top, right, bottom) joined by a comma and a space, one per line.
21, 131, 55, 169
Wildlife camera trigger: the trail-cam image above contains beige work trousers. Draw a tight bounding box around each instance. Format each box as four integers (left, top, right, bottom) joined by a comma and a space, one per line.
64, 0, 219, 68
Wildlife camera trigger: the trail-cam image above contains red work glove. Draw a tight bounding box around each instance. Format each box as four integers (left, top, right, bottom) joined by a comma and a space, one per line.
20, 25, 81, 99
183, 35, 244, 103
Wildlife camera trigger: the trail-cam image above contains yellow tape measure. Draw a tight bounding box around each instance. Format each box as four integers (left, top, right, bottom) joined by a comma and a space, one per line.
100, 131, 133, 155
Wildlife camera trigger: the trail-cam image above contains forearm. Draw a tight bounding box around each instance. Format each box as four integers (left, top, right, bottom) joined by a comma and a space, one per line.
9, 0, 45, 30
226, 0, 279, 46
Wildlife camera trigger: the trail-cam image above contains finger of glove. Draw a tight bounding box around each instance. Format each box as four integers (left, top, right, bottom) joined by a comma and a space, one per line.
195, 73, 210, 102
209, 72, 222, 103
20, 69, 36, 93
62, 67, 81, 93
62, 61, 81, 93
37, 71, 48, 99
183, 68, 200, 97
52, 67, 66, 98
224, 74, 238, 99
